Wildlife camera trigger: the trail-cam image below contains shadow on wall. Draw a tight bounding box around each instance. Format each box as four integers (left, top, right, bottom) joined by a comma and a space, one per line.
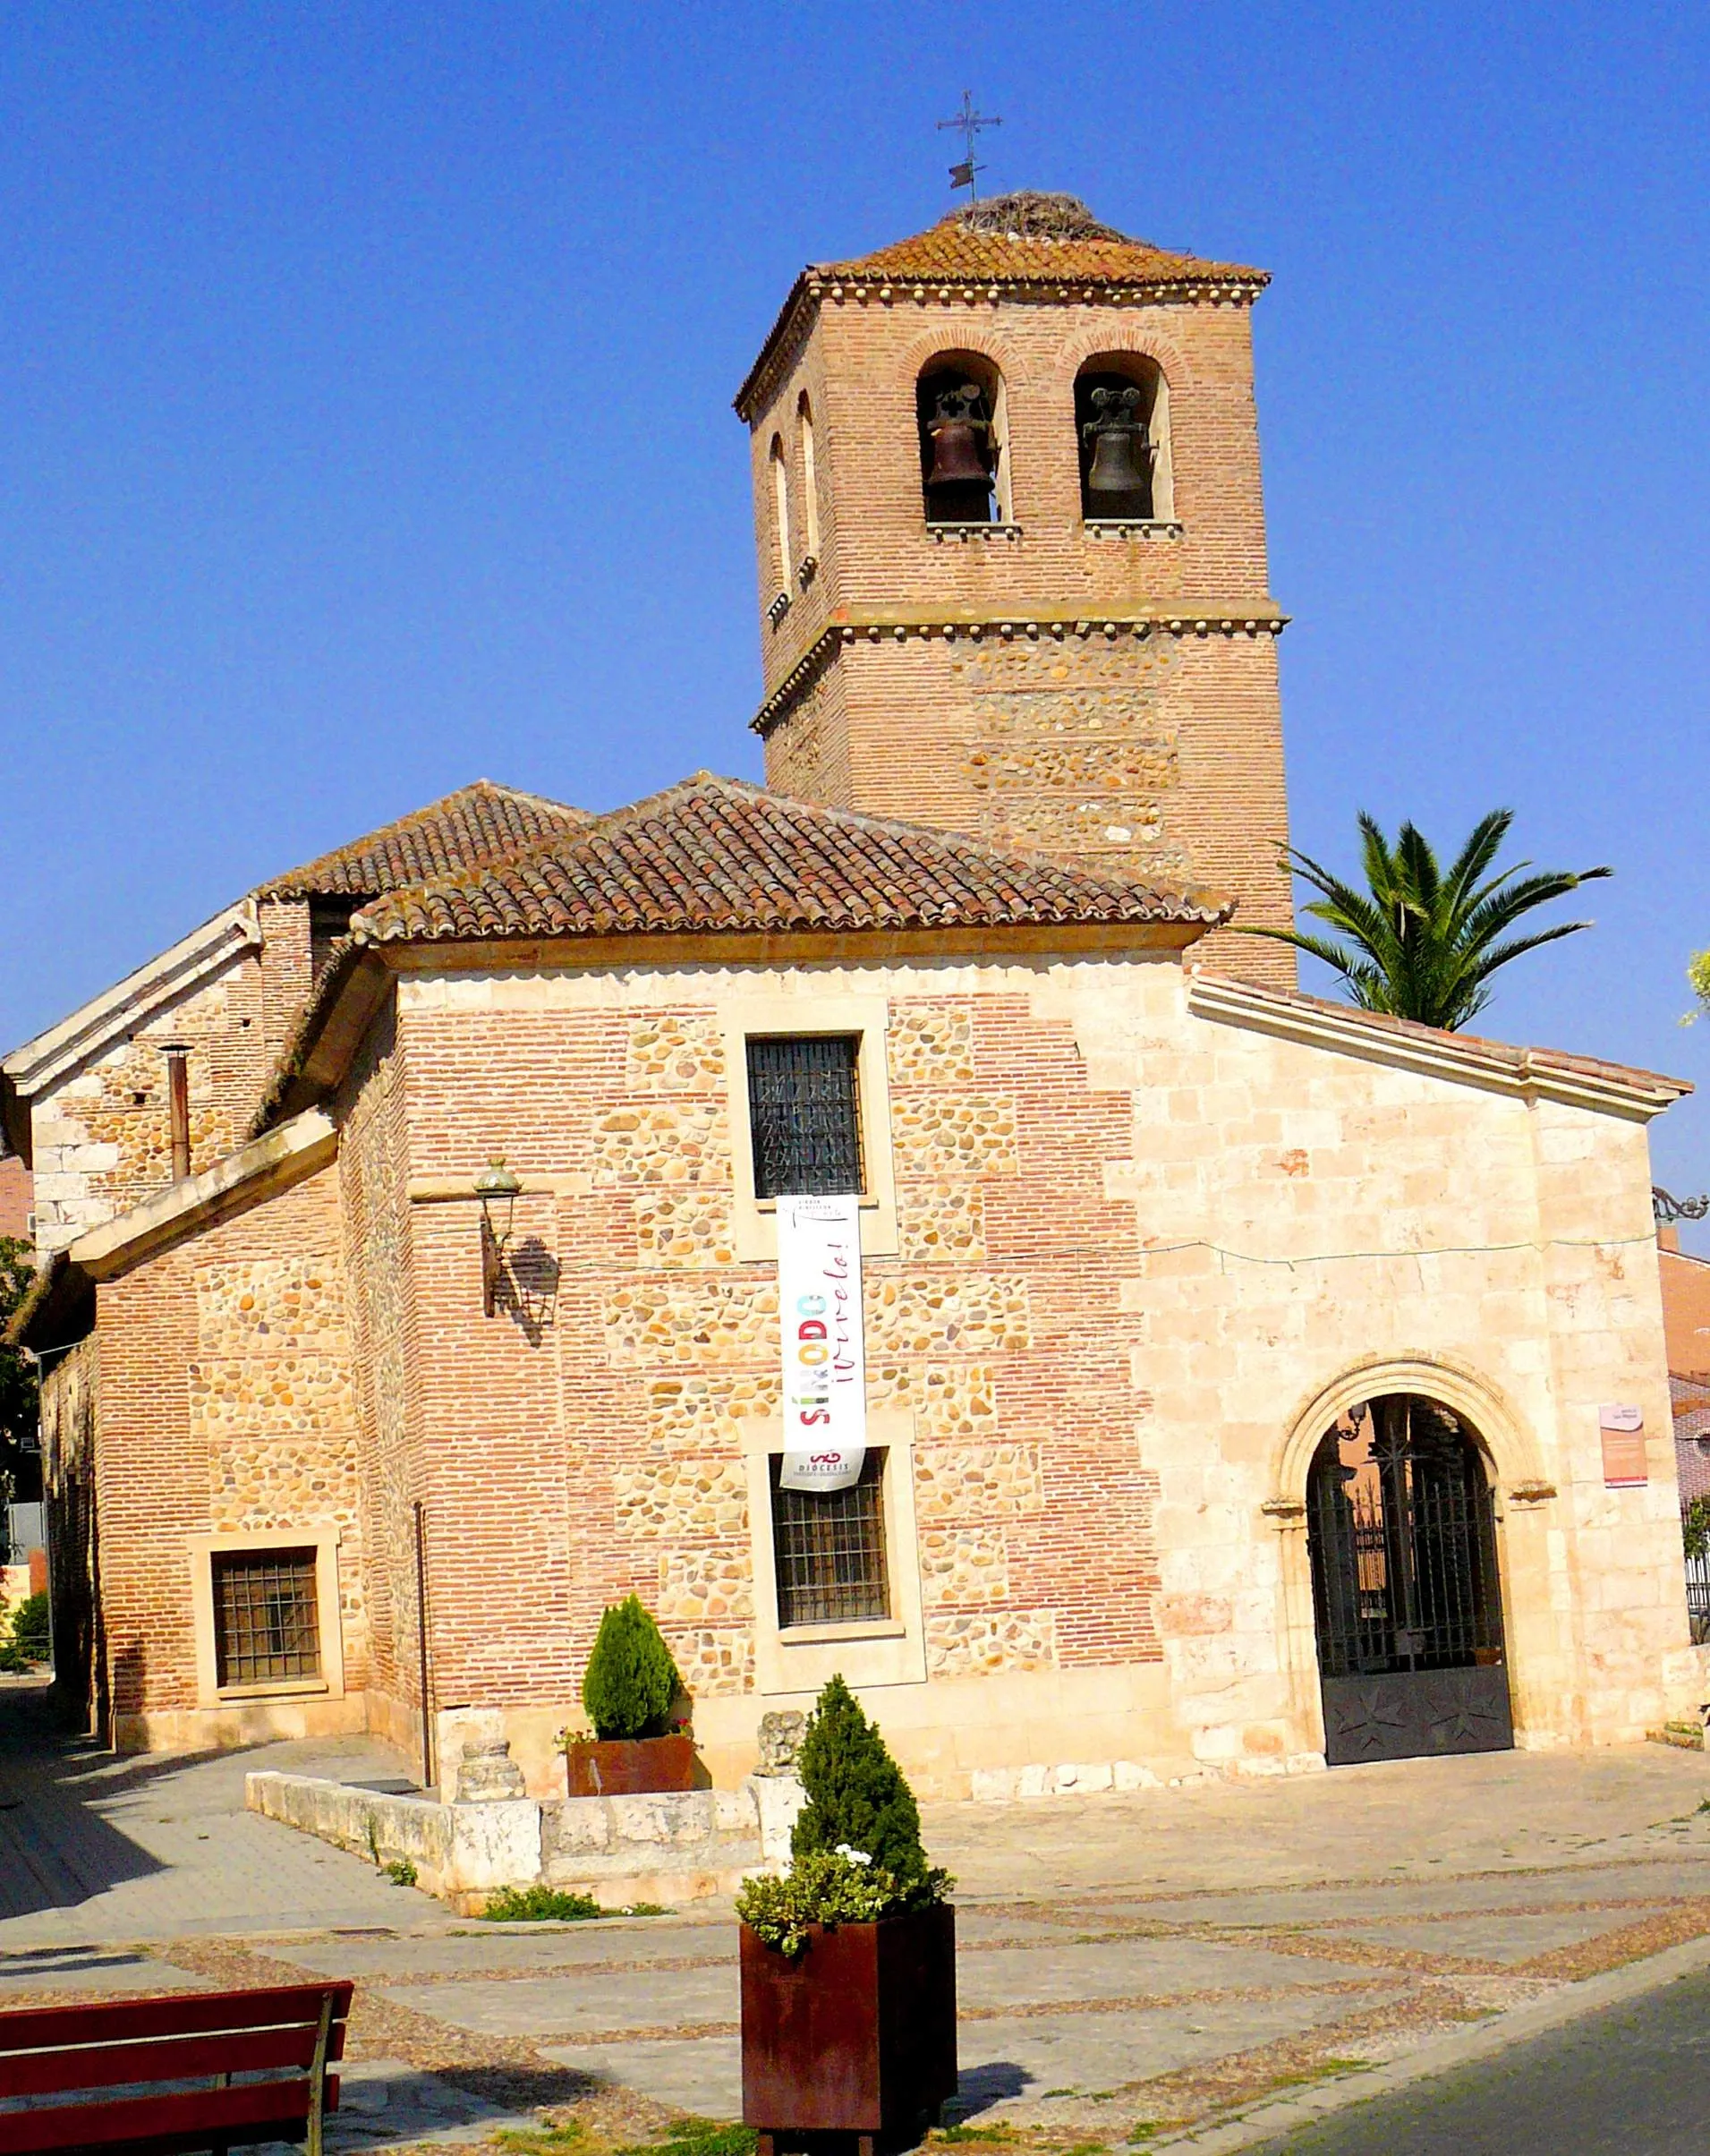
495, 1237, 561, 1347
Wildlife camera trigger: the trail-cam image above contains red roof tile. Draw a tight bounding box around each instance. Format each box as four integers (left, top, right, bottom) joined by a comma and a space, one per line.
736, 193, 1266, 417
351, 773, 1229, 944
821, 195, 1264, 291
258, 781, 589, 899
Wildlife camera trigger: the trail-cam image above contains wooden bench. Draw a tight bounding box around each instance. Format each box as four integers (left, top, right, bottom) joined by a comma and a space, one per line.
0, 1980, 353, 2154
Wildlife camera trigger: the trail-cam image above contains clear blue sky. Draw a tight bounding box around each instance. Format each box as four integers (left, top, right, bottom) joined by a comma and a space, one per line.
2, 4, 1706, 1216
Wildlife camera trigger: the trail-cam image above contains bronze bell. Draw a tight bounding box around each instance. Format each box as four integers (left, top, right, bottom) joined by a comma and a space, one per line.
1082, 386, 1153, 516
925, 381, 993, 495
926, 417, 992, 488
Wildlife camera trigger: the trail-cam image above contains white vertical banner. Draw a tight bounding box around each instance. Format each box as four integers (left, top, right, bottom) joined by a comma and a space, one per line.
777, 1193, 867, 1492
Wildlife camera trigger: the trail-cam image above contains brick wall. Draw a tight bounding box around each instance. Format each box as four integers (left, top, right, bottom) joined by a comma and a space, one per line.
94, 1164, 364, 1743
0, 1153, 30, 1241
75, 947, 1690, 1786
743, 285, 1294, 984
25, 900, 316, 1257
40, 1337, 98, 1732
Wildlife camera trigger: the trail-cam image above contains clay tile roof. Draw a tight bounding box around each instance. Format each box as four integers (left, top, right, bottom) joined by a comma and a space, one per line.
736, 193, 1266, 417
821, 192, 1266, 291
349, 772, 1229, 945
257, 780, 590, 900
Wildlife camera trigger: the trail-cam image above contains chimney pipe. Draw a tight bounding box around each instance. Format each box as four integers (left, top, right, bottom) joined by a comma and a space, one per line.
164, 1047, 191, 1181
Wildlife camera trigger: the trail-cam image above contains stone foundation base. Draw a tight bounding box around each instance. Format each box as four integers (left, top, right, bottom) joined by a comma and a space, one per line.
116, 1692, 370, 1754
247, 1767, 805, 1911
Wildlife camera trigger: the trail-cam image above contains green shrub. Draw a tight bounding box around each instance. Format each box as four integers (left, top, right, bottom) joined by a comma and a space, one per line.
11, 1592, 48, 1659
791, 1673, 930, 1888
1686, 1500, 1710, 1562
481, 1885, 604, 1922
738, 1675, 951, 1955
383, 1858, 418, 1888
581, 1595, 680, 1741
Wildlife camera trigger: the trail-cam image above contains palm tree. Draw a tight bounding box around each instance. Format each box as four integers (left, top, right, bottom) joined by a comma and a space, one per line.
1244, 809, 1612, 1032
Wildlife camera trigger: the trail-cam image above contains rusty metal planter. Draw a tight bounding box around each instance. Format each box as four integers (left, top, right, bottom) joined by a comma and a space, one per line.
564, 1734, 699, 1797
741, 1902, 957, 2147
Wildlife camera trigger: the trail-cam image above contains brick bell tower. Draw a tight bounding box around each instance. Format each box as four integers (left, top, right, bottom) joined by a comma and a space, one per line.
734, 191, 1294, 982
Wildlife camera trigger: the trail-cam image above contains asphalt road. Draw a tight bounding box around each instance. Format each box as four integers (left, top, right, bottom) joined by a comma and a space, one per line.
1258, 1965, 1710, 2153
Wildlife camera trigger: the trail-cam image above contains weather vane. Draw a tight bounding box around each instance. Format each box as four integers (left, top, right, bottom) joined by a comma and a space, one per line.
938, 90, 1000, 202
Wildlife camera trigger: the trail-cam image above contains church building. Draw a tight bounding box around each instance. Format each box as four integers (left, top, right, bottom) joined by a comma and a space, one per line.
8, 193, 1697, 1799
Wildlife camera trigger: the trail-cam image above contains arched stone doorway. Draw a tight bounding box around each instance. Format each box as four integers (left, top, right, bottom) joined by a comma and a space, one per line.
1306, 1393, 1514, 1766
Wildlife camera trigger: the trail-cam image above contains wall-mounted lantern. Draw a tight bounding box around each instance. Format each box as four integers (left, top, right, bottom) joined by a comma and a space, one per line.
474, 1157, 522, 1317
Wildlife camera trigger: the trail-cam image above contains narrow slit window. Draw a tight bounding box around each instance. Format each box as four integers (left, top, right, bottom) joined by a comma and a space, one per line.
745, 1034, 864, 1199
771, 1452, 889, 1627
770, 434, 791, 586
212, 1547, 321, 1687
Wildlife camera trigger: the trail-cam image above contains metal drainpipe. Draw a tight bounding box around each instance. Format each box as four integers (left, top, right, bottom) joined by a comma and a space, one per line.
164, 1047, 191, 1181
413, 1500, 433, 1792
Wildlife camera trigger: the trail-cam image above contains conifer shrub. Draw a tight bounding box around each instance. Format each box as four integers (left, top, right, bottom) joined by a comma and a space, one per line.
737, 1673, 950, 1953
791, 1672, 928, 1885
581, 1595, 681, 1741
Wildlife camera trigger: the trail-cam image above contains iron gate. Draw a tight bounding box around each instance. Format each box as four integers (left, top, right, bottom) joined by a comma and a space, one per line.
1308, 1394, 1513, 1766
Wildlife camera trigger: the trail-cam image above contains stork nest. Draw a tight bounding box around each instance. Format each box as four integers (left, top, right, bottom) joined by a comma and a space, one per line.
952, 191, 1136, 243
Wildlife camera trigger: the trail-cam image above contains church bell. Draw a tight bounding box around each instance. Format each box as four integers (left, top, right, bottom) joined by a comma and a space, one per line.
924, 381, 995, 522
1082, 385, 1153, 519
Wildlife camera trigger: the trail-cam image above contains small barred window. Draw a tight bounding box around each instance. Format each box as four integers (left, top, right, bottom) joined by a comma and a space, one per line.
212, 1547, 321, 1687
770, 1453, 889, 1628
745, 1035, 864, 1200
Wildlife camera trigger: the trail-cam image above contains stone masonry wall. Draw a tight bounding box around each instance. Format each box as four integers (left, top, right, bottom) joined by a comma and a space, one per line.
381, 954, 1687, 1790
94, 1165, 364, 1736
744, 283, 1292, 986
26, 899, 317, 1258
40, 1336, 99, 1733
394, 968, 1164, 1763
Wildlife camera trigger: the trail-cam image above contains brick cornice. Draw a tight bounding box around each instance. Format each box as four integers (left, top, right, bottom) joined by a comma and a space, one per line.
735, 271, 1264, 424
752, 604, 1289, 738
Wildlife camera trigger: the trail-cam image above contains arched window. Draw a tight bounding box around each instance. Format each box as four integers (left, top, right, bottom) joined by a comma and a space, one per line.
916, 354, 1008, 526
796, 393, 821, 564
1075, 355, 1172, 524
769, 435, 791, 588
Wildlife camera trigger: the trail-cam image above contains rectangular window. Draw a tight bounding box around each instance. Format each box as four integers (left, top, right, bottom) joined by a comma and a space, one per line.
212, 1547, 321, 1687
770, 1452, 890, 1628
745, 1035, 864, 1200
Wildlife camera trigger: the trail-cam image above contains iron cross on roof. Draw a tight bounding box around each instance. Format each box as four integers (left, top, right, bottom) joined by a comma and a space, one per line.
938, 91, 1000, 201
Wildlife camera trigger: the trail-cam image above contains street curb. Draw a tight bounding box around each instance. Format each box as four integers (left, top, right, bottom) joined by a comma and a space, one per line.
1151, 1930, 1710, 2152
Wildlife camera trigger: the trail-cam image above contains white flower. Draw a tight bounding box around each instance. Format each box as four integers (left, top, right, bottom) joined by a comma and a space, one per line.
834, 1843, 873, 1866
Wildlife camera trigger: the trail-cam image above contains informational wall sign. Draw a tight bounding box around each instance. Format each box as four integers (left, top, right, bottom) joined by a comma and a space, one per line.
1599, 1402, 1647, 1487
777, 1193, 867, 1492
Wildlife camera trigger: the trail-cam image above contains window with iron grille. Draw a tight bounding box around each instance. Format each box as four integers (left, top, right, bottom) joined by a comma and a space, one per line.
770, 1452, 889, 1628
745, 1035, 864, 1200
212, 1547, 321, 1687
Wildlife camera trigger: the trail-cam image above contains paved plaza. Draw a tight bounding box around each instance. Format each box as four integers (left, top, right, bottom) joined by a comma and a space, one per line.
7, 1677, 1710, 2149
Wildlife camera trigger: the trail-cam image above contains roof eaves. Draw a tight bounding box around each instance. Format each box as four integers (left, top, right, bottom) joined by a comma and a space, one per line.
70, 1107, 338, 1280
1, 901, 262, 1118
1187, 970, 1691, 1120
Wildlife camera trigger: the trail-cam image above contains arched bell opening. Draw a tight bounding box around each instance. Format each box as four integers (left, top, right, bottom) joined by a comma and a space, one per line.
916, 354, 1008, 526
768, 433, 792, 591
1306, 1393, 1514, 1766
795, 392, 821, 563
1075, 355, 1170, 523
